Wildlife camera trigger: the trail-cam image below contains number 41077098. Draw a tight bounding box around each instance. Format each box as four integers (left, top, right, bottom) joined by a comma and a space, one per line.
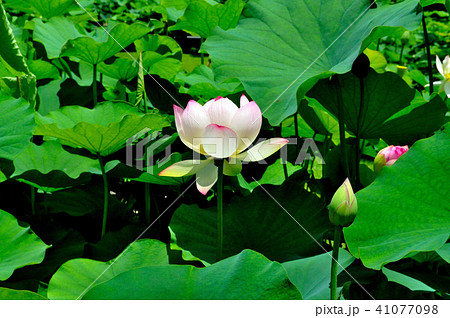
375, 304, 438, 315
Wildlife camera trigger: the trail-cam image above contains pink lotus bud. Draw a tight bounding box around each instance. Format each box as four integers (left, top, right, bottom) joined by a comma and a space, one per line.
373, 145, 409, 174
328, 178, 357, 227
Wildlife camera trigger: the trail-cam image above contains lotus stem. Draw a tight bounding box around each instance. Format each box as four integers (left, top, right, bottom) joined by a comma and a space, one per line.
279, 124, 289, 179
335, 76, 351, 179
217, 159, 224, 262
93, 63, 98, 106
355, 76, 365, 188
330, 225, 342, 300
98, 154, 108, 238
422, 14, 433, 94
399, 44, 405, 65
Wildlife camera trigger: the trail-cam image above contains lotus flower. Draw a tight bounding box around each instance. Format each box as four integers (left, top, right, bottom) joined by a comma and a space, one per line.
328, 178, 357, 227
434, 55, 450, 97
159, 96, 289, 194
373, 145, 409, 174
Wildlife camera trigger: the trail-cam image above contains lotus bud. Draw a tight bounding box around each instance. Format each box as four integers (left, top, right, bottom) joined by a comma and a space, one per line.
328, 178, 358, 227
373, 145, 409, 174
401, 31, 410, 45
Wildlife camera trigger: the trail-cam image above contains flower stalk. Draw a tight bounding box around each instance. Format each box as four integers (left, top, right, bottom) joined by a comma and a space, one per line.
93, 63, 98, 106
330, 225, 342, 300
216, 159, 224, 261
97, 154, 108, 238
334, 76, 350, 179
422, 14, 433, 95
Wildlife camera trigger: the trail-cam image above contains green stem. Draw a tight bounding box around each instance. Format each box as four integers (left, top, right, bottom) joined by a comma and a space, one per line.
93, 63, 98, 106
294, 111, 300, 156
30, 186, 36, 216
216, 159, 224, 262
144, 183, 151, 225
422, 14, 433, 95
335, 76, 350, 179
376, 38, 380, 51
59, 57, 73, 79
330, 225, 342, 300
280, 124, 289, 179
98, 154, 109, 238
355, 77, 365, 188
399, 44, 405, 65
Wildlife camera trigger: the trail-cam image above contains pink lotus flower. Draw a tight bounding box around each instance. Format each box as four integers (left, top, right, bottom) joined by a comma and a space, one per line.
159, 96, 289, 194
373, 145, 409, 174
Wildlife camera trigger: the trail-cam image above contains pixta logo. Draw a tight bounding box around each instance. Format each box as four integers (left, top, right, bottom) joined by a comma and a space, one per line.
126, 130, 173, 174
126, 131, 325, 171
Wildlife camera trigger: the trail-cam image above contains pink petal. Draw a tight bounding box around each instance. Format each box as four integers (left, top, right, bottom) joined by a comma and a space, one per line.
229, 101, 262, 153
205, 97, 238, 127
236, 138, 289, 162
202, 124, 238, 158
196, 161, 218, 195
173, 105, 184, 130
181, 100, 211, 152
240, 94, 250, 107
173, 105, 191, 148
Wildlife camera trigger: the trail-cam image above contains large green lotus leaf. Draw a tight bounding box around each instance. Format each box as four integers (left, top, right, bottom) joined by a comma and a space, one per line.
0, 209, 50, 280
0, 3, 29, 74
203, 0, 422, 125
420, 0, 446, 6
97, 58, 138, 81
61, 23, 151, 65
30, 0, 75, 19
169, 0, 245, 38
33, 17, 83, 59
47, 239, 169, 300
28, 60, 60, 80
283, 249, 355, 300
170, 182, 330, 263
11, 141, 102, 189
0, 93, 35, 161
1, 0, 34, 14
307, 70, 448, 144
237, 158, 302, 192
134, 34, 182, 58
114, 51, 182, 82
37, 78, 62, 116
82, 249, 302, 300
344, 126, 450, 270
0, 4, 36, 106
382, 267, 435, 292
34, 102, 171, 156
175, 64, 242, 99
437, 244, 450, 263
0, 287, 47, 300
0, 74, 37, 108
